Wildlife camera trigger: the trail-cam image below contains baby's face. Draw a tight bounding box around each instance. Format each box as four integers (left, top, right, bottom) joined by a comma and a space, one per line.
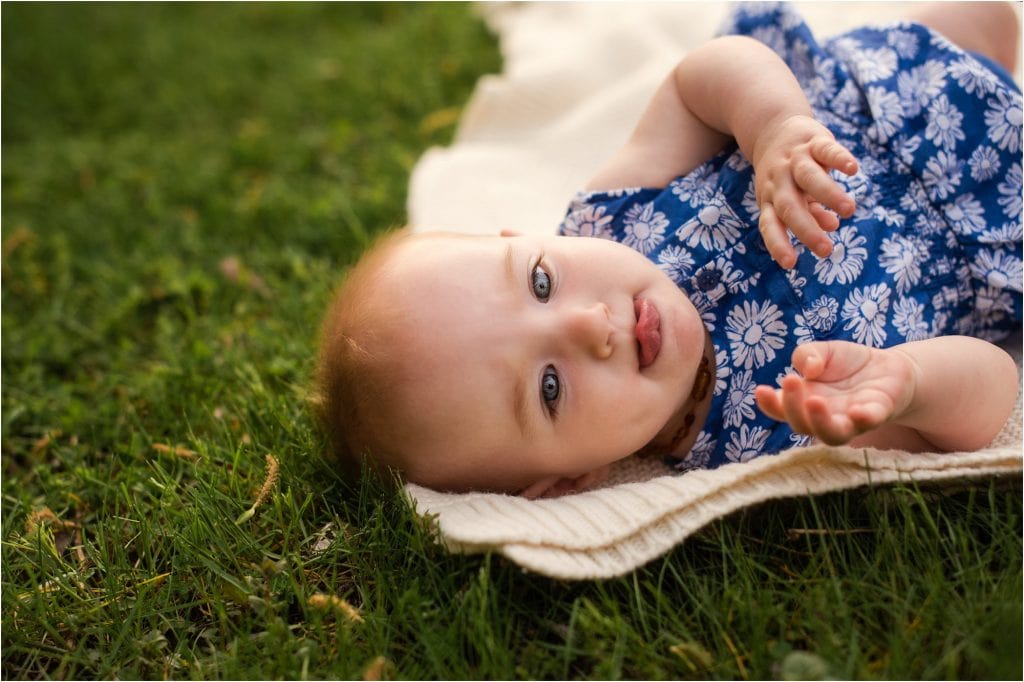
380, 232, 706, 495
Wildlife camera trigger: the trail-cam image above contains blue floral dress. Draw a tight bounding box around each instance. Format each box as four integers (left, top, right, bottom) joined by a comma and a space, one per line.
558, 3, 1023, 471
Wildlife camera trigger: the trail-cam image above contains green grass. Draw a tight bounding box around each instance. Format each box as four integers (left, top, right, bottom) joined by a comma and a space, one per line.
2, 3, 1021, 679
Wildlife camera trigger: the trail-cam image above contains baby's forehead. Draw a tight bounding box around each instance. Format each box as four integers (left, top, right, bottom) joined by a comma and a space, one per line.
399, 231, 497, 258
381, 232, 500, 289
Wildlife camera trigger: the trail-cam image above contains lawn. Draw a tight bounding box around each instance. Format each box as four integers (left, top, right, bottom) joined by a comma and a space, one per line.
2, 3, 1021, 679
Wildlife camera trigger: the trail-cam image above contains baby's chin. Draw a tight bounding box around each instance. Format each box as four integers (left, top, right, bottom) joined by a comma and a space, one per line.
631, 390, 693, 460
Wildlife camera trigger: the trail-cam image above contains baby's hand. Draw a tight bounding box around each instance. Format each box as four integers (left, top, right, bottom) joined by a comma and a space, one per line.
754, 341, 915, 445
752, 115, 859, 269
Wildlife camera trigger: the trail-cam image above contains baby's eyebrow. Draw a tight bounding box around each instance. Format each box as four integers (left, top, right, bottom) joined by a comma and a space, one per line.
503, 242, 515, 293
512, 371, 531, 440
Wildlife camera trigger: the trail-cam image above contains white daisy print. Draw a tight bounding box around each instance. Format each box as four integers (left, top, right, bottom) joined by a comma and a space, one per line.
970, 249, 1024, 292
793, 314, 816, 346
943, 193, 986, 235
974, 286, 1016, 318
842, 283, 891, 347
872, 205, 905, 228
690, 291, 719, 320
725, 300, 787, 370
814, 226, 868, 285
931, 309, 950, 336
832, 79, 866, 120
802, 295, 839, 332
928, 255, 956, 279
725, 424, 770, 463
969, 146, 1001, 182
742, 179, 761, 221
785, 264, 807, 292
829, 36, 862, 64
892, 133, 922, 170
803, 55, 837, 105
817, 109, 860, 137
656, 244, 696, 284
887, 29, 919, 59
700, 308, 718, 334
979, 222, 1023, 245
857, 155, 888, 179
985, 89, 1023, 153
898, 179, 929, 215
893, 296, 931, 342
789, 433, 814, 449
726, 151, 752, 172
562, 204, 613, 238
670, 165, 717, 208
944, 224, 959, 251
713, 347, 732, 397
948, 56, 999, 97
851, 183, 883, 220
932, 283, 960, 311
674, 431, 715, 472
723, 370, 757, 428
622, 201, 668, 255
866, 86, 904, 143
997, 163, 1022, 219
879, 234, 930, 295
924, 95, 965, 151
851, 46, 898, 82
675, 193, 745, 251
921, 150, 962, 201
896, 60, 947, 117
913, 205, 947, 239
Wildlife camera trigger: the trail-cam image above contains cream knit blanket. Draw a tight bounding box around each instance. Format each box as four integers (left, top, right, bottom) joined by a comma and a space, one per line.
404, 2, 1023, 580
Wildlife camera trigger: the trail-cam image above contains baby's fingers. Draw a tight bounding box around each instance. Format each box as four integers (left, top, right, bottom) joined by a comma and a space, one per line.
759, 378, 858, 445
755, 385, 786, 421
767, 191, 833, 260
758, 204, 798, 269
805, 397, 856, 445
809, 202, 840, 232
811, 138, 858, 177
780, 375, 814, 434
848, 401, 890, 431
793, 156, 856, 219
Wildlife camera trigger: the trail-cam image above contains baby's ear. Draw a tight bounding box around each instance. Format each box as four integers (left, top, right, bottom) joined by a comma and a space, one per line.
499, 229, 522, 237
518, 466, 610, 499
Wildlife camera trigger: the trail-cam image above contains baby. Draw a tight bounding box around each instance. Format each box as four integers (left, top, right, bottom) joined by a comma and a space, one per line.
316, 2, 1022, 498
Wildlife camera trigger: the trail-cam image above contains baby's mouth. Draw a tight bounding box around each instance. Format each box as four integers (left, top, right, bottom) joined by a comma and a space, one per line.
634, 297, 661, 369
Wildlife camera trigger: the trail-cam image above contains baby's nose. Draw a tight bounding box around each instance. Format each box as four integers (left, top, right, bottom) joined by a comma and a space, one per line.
563, 302, 613, 359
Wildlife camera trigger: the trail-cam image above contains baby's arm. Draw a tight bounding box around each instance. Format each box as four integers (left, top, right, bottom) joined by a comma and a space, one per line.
588, 35, 858, 267
755, 337, 1020, 452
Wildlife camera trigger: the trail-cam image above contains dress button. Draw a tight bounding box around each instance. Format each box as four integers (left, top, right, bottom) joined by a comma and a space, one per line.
695, 268, 721, 291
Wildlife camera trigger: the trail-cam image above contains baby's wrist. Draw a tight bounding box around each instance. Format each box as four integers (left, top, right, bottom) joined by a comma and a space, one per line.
749, 112, 814, 166
884, 346, 923, 425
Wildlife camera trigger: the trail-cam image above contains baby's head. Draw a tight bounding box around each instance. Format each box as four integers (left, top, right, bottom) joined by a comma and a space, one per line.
315, 229, 709, 497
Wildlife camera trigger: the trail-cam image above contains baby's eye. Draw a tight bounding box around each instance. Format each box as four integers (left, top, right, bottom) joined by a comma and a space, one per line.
531, 263, 552, 302
540, 365, 560, 410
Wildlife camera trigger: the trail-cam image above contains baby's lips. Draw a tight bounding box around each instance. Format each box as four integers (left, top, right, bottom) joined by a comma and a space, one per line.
634, 297, 661, 369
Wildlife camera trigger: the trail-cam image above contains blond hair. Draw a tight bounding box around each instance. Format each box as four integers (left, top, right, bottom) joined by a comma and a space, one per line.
312, 228, 413, 483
